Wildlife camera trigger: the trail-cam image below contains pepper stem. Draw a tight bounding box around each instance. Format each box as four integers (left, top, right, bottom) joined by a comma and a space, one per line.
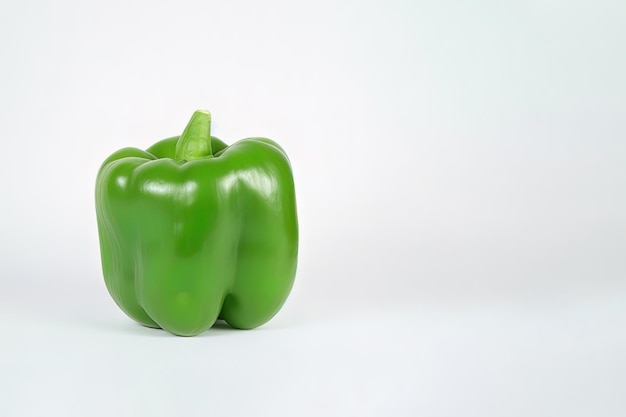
175, 110, 212, 161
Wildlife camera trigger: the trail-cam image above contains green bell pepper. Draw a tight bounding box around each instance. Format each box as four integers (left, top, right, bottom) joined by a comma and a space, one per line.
95, 110, 298, 336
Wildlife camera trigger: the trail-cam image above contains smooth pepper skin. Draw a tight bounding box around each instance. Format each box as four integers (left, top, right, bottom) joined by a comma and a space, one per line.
95, 111, 298, 336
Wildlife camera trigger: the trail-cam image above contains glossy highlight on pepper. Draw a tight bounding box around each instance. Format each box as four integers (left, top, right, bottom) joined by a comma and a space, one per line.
95, 110, 298, 336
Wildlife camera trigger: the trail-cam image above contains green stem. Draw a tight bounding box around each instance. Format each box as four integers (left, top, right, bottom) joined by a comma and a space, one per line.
175, 110, 212, 161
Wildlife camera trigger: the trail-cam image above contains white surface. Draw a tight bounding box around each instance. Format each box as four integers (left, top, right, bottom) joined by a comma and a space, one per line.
2, 285, 625, 417
1, 0, 625, 415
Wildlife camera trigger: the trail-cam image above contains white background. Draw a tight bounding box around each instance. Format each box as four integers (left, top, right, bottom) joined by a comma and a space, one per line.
1, 0, 625, 415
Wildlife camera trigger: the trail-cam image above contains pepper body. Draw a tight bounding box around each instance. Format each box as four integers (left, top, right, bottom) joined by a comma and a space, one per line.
95, 111, 298, 336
